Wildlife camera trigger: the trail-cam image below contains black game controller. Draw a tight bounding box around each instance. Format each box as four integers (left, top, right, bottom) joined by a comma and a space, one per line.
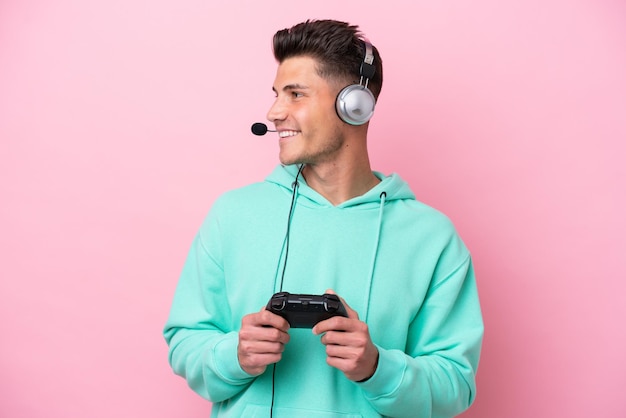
266, 292, 348, 328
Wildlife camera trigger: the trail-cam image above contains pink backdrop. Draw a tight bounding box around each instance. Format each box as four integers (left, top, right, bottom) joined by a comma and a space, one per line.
1, 1, 625, 417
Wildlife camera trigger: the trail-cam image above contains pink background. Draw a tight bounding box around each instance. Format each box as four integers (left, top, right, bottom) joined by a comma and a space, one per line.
1, 1, 625, 417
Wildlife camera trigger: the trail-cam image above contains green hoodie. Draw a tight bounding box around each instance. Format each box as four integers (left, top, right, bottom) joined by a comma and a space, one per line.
164, 164, 483, 417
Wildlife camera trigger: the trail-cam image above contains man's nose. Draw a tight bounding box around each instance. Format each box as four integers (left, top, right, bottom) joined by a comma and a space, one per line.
267, 97, 287, 123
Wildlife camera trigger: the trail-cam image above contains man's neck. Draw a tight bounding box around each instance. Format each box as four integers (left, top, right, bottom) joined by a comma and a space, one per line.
301, 159, 380, 206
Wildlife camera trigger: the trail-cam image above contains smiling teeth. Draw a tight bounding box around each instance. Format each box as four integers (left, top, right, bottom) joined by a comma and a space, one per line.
279, 130, 299, 138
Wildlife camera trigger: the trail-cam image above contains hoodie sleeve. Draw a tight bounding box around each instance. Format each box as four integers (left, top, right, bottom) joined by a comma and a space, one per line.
358, 242, 483, 417
163, 208, 256, 402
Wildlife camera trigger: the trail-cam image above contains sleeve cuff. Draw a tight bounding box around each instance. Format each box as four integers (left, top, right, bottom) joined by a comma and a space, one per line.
211, 331, 256, 384
357, 345, 407, 400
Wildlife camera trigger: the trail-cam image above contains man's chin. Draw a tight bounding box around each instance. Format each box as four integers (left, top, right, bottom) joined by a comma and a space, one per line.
278, 155, 303, 167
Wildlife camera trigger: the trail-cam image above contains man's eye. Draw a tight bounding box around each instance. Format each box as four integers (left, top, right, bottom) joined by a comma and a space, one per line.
292, 91, 303, 98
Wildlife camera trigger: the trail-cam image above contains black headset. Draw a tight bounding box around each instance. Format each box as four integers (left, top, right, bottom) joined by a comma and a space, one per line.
335, 40, 377, 125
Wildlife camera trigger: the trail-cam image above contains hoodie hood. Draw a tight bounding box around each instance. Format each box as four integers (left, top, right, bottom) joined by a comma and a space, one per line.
265, 164, 416, 209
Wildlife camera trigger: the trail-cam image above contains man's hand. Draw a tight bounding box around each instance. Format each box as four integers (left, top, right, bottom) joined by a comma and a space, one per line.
312, 290, 379, 382
237, 308, 290, 376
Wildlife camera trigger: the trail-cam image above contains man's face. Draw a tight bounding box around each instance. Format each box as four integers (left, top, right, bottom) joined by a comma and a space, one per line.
267, 55, 347, 166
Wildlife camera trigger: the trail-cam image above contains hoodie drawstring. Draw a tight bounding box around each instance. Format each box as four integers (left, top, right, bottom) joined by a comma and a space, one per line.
364, 191, 386, 323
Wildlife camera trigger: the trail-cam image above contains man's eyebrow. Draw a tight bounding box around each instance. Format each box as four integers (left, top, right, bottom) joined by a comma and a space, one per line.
272, 83, 309, 93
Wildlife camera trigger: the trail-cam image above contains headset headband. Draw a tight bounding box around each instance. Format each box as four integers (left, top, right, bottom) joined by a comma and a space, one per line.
360, 41, 376, 88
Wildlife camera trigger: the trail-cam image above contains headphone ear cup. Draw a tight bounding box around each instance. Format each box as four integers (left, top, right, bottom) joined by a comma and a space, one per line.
335, 85, 376, 125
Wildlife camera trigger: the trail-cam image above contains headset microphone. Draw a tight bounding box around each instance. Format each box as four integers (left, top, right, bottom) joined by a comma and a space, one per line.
251, 123, 276, 136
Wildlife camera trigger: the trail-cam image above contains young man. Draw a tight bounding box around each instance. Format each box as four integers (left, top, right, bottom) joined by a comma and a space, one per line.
164, 19, 483, 417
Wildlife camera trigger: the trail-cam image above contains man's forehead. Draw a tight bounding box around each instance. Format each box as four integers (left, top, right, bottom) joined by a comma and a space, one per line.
273, 57, 319, 87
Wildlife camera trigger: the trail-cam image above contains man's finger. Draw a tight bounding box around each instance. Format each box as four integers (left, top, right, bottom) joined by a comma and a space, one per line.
325, 288, 359, 320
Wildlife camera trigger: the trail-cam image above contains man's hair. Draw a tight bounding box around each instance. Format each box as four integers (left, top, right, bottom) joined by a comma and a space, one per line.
272, 19, 383, 100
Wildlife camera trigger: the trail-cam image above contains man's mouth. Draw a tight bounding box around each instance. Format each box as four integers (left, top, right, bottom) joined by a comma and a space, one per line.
278, 130, 300, 138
